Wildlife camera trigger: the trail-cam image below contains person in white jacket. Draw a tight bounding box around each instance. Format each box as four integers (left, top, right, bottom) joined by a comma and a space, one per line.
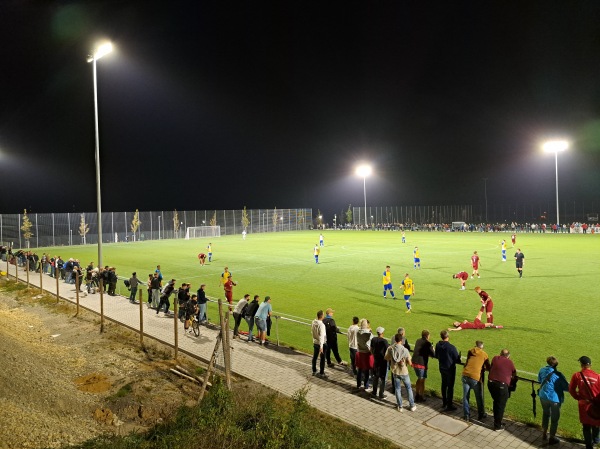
311, 310, 328, 378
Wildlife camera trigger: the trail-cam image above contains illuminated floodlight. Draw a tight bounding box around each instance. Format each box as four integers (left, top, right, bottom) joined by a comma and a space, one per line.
542, 140, 569, 153
87, 42, 113, 62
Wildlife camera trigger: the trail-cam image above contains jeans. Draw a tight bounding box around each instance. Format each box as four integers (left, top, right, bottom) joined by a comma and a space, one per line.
582, 424, 600, 449
197, 303, 207, 322
357, 369, 370, 389
487, 380, 509, 428
462, 376, 484, 419
371, 365, 388, 398
233, 312, 243, 336
312, 343, 326, 374
129, 286, 138, 302
245, 316, 255, 341
540, 398, 561, 437
393, 373, 415, 408
440, 367, 456, 407
349, 348, 357, 375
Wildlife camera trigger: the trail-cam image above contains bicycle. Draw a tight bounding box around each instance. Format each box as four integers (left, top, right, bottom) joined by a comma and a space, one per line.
184, 313, 200, 337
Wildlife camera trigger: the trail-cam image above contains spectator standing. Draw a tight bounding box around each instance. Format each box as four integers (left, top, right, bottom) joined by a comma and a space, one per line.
487, 349, 517, 431
146, 274, 153, 306
254, 296, 272, 346
156, 279, 176, 316
244, 295, 260, 342
370, 327, 389, 399
107, 267, 117, 296
538, 356, 570, 445
323, 308, 345, 367
177, 283, 190, 321
128, 272, 140, 303
232, 294, 250, 339
461, 340, 490, 422
435, 330, 461, 411
385, 334, 416, 412
196, 284, 208, 322
347, 317, 359, 376
569, 356, 600, 449
355, 319, 373, 391
412, 330, 435, 402
311, 310, 328, 378
150, 272, 161, 308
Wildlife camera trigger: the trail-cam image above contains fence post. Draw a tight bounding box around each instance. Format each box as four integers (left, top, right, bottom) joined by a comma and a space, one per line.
99, 278, 105, 333
275, 315, 280, 346
218, 299, 232, 390
15, 257, 18, 282
75, 271, 80, 316
55, 270, 59, 303
39, 262, 43, 293
26, 259, 30, 287
139, 289, 144, 347
174, 300, 179, 361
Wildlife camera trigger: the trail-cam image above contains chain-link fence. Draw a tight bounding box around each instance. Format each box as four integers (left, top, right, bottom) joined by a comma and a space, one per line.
0, 208, 312, 248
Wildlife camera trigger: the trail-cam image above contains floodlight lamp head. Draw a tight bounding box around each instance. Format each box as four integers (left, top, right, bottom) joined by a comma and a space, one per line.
88, 42, 113, 62
543, 140, 569, 153
355, 164, 372, 178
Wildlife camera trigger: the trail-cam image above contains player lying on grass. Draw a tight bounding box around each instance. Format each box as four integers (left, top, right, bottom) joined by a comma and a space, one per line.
448, 318, 503, 331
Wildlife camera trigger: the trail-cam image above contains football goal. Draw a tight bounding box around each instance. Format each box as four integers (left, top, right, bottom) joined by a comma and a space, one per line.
185, 226, 221, 239
451, 222, 466, 231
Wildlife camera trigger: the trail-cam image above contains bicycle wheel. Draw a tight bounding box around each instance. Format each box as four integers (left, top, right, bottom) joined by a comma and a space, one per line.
192, 318, 200, 337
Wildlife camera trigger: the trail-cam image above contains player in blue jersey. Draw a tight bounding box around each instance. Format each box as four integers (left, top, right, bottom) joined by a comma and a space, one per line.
413, 247, 421, 269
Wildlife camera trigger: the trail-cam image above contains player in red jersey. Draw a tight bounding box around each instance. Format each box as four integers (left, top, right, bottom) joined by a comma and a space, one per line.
448, 318, 502, 331
471, 251, 481, 278
474, 286, 494, 324
452, 271, 469, 290
511, 233, 516, 247
197, 253, 206, 266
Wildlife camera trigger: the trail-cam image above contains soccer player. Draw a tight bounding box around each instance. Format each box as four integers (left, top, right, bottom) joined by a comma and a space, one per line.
197, 252, 206, 266
511, 233, 516, 247
242, 229, 247, 240
401, 273, 415, 313
313, 244, 320, 264
413, 247, 421, 269
382, 266, 396, 299
471, 251, 481, 279
474, 286, 494, 324
219, 266, 232, 286
500, 240, 507, 262
401, 231, 406, 243
319, 233, 324, 247
514, 248, 525, 278
448, 319, 503, 331
452, 271, 469, 290
223, 276, 237, 309
207, 243, 213, 262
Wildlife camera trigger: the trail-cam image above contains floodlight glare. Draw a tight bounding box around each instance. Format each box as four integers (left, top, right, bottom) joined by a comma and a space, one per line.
355, 164, 372, 177
543, 140, 569, 153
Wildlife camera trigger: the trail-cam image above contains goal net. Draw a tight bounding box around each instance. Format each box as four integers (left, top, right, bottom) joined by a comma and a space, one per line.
451, 222, 466, 230
185, 226, 221, 240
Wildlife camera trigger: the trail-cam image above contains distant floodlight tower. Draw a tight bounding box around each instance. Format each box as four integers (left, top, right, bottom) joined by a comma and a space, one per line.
543, 140, 569, 226
87, 41, 113, 267
355, 164, 372, 227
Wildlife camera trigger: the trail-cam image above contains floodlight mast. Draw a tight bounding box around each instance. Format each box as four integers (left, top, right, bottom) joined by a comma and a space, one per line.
543, 140, 569, 226
88, 42, 113, 267
355, 164, 372, 228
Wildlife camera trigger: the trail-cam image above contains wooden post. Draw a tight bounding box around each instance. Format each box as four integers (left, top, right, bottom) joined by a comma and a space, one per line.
99, 278, 105, 333
75, 270, 80, 316
174, 299, 179, 361
15, 258, 19, 282
197, 333, 222, 404
55, 269, 60, 303
39, 262, 43, 292
218, 299, 232, 390
139, 289, 144, 347
26, 259, 30, 287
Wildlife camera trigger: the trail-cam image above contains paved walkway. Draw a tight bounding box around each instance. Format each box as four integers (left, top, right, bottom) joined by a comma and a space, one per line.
4, 263, 582, 449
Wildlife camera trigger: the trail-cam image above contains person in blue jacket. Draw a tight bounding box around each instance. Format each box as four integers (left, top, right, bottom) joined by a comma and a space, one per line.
538, 356, 570, 445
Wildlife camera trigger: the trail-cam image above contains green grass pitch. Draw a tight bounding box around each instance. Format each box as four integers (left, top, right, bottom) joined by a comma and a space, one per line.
36, 230, 600, 437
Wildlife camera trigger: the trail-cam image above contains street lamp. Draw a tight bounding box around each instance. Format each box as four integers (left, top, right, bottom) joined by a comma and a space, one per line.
543, 140, 569, 226
87, 42, 113, 267
355, 164, 372, 227
158, 216, 161, 240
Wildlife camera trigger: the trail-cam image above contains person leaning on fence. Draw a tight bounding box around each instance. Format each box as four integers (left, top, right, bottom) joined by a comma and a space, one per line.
385, 333, 416, 412
184, 294, 198, 333
177, 283, 190, 321
461, 340, 490, 422
323, 308, 346, 368
487, 348, 517, 431
347, 316, 359, 377
232, 294, 250, 339
254, 296, 272, 346
538, 356, 570, 445
128, 272, 141, 303
150, 273, 161, 309
196, 284, 208, 323
435, 329, 461, 412
355, 319, 374, 392
569, 356, 600, 449
311, 310, 328, 378
244, 295, 260, 342
412, 329, 435, 403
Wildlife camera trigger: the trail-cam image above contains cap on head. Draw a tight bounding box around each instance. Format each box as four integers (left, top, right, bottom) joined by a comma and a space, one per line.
376, 326, 385, 335
579, 356, 592, 365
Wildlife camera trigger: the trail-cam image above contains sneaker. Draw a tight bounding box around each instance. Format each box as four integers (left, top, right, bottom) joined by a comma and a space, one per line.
446, 405, 457, 411
405, 309, 411, 314
379, 393, 388, 399
327, 363, 336, 368
312, 372, 317, 376
317, 373, 328, 379
339, 361, 348, 366
460, 287, 465, 290
365, 387, 373, 393
397, 406, 404, 413
409, 405, 417, 412
548, 437, 560, 445
494, 424, 505, 432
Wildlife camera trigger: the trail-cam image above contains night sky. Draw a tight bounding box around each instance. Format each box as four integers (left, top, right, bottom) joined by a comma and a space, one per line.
1, 1, 600, 220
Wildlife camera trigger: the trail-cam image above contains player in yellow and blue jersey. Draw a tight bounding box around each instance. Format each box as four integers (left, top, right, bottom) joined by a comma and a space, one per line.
382, 265, 396, 299
207, 243, 213, 262
313, 244, 320, 264
500, 239, 506, 262
413, 247, 420, 269
401, 273, 415, 313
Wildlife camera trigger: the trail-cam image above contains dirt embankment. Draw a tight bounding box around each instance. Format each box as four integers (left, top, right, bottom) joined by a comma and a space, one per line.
0, 282, 205, 449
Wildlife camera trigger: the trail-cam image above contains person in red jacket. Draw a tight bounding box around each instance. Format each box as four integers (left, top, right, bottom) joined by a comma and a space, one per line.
448, 319, 503, 331
453, 271, 469, 290
569, 356, 600, 449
